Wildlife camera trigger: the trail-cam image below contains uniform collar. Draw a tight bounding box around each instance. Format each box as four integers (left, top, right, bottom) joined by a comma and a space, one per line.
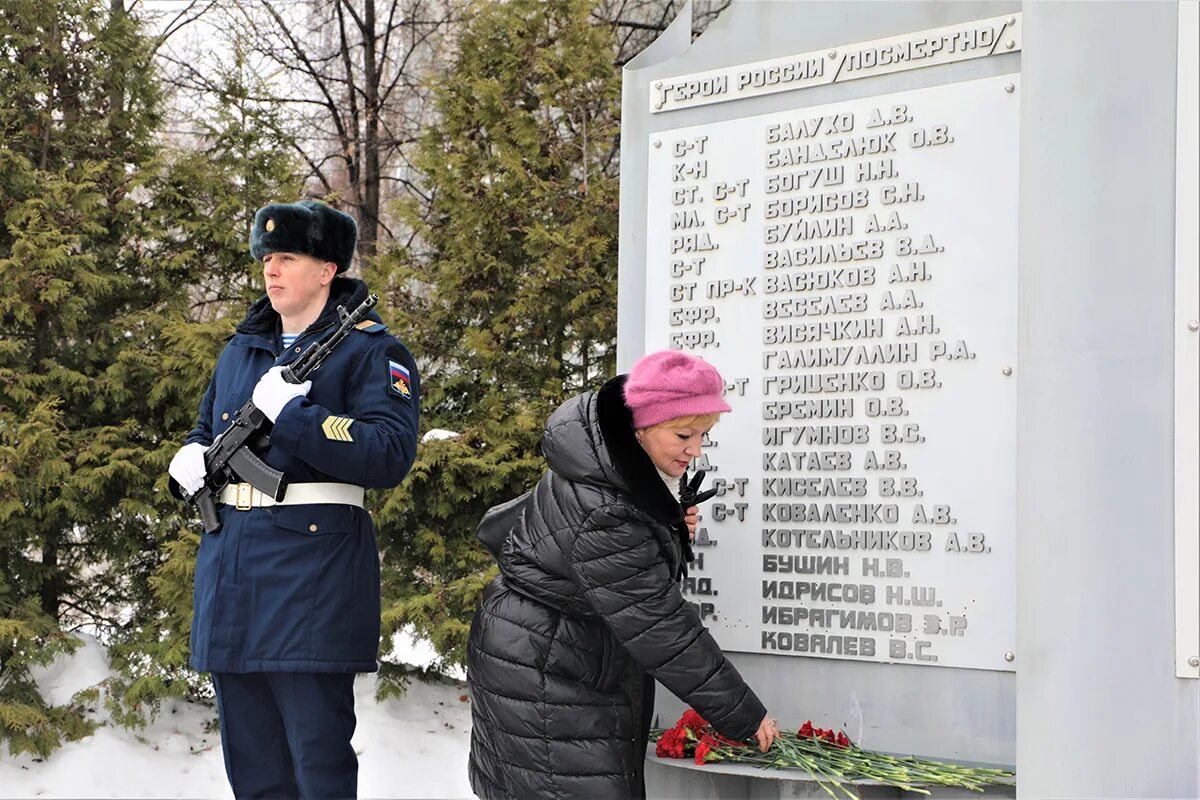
235, 277, 371, 337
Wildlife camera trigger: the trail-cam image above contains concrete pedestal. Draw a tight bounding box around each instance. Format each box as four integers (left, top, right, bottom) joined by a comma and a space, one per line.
645, 747, 1016, 800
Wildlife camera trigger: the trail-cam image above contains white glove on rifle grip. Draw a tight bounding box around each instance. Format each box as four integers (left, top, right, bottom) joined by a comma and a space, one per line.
169, 442, 208, 495
252, 366, 311, 423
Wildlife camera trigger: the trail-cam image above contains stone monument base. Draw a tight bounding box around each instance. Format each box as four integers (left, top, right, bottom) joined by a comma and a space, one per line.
645, 746, 1016, 799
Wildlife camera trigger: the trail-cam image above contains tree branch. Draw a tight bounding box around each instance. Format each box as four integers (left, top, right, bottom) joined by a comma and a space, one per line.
148, 0, 215, 56
245, 0, 353, 153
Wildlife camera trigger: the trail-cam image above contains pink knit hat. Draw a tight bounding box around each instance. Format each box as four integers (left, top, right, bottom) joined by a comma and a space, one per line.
623, 350, 731, 429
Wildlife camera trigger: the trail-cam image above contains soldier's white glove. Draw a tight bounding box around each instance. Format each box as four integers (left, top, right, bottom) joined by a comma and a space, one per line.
252, 366, 311, 423
169, 442, 208, 495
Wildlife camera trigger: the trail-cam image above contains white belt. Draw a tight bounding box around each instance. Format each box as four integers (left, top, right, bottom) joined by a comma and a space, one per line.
219, 482, 365, 510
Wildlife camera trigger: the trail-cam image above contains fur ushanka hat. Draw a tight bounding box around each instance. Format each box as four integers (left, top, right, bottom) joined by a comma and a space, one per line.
249, 199, 357, 273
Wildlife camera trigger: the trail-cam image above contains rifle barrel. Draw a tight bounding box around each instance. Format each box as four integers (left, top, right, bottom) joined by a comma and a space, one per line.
286, 294, 378, 383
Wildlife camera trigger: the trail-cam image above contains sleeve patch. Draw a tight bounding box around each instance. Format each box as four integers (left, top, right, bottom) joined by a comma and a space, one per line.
321, 415, 355, 442
388, 359, 412, 400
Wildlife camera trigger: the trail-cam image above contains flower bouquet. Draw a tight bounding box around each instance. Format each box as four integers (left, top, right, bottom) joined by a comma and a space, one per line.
653, 709, 1014, 798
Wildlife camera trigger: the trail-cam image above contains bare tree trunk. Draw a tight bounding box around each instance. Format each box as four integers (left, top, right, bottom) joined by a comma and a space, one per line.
40, 538, 60, 620
109, 0, 127, 133
39, 19, 60, 171
32, 313, 60, 620
361, 0, 381, 261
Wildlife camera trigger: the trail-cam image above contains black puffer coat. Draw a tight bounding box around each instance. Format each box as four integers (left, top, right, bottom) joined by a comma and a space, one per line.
467, 376, 766, 799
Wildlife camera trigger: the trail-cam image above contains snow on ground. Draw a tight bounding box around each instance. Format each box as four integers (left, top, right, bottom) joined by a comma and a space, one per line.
0, 634, 474, 799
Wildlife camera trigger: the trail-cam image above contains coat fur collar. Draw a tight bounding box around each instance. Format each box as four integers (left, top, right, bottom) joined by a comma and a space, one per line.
596, 375, 693, 576
595, 375, 683, 527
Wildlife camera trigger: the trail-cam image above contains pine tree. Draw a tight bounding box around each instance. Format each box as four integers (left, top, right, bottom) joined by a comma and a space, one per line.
369, 0, 621, 680
0, 0, 166, 756
0, 0, 303, 751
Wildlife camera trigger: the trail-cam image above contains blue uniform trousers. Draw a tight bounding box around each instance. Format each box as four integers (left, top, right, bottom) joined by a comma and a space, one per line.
212, 672, 357, 799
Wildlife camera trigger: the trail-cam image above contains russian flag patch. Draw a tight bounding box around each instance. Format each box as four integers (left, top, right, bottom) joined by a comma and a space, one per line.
388, 359, 412, 399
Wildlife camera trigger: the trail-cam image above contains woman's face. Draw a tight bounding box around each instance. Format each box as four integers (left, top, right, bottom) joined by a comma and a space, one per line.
637, 420, 714, 478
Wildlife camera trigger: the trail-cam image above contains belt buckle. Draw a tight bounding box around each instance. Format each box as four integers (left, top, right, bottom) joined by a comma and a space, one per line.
234, 483, 253, 511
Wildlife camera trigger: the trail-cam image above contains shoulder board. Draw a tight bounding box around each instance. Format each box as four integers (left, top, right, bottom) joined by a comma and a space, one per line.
354, 320, 389, 334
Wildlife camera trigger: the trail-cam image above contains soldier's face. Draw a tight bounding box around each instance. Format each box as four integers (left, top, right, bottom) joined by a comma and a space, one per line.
262, 252, 336, 317
636, 421, 713, 477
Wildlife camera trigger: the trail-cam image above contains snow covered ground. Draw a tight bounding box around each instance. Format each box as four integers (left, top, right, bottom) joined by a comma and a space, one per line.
0, 635, 474, 799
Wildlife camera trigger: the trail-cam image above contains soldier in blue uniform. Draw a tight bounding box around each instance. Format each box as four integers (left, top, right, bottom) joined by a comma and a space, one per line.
167, 199, 420, 799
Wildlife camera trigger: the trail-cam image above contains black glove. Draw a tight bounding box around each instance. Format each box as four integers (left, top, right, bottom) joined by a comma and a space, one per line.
679, 469, 717, 509
675, 470, 717, 581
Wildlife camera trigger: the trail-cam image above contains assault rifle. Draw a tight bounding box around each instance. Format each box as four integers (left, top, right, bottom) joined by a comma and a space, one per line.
170, 293, 379, 534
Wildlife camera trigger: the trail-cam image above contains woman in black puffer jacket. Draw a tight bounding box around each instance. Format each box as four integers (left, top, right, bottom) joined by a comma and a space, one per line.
467, 351, 780, 799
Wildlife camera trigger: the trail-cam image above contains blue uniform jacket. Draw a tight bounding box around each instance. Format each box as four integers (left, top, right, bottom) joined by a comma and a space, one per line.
185, 277, 420, 673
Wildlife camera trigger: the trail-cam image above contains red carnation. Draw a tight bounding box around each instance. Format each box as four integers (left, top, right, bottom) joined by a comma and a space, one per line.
695, 734, 722, 764
679, 709, 709, 735
819, 728, 836, 744
836, 732, 851, 749
655, 727, 687, 759
799, 720, 815, 738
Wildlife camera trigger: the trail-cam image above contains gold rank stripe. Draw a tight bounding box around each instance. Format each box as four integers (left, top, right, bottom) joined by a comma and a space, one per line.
321, 415, 354, 442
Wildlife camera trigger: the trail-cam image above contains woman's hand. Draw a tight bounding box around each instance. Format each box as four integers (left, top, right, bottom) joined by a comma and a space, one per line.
684, 505, 699, 540
754, 714, 780, 752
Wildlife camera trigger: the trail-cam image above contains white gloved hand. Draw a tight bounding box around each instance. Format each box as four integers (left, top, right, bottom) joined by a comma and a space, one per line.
252, 366, 311, 423
169, 442, 209, 495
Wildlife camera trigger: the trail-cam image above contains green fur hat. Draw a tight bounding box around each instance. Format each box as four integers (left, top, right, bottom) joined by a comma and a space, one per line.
249, 199, 357, 273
